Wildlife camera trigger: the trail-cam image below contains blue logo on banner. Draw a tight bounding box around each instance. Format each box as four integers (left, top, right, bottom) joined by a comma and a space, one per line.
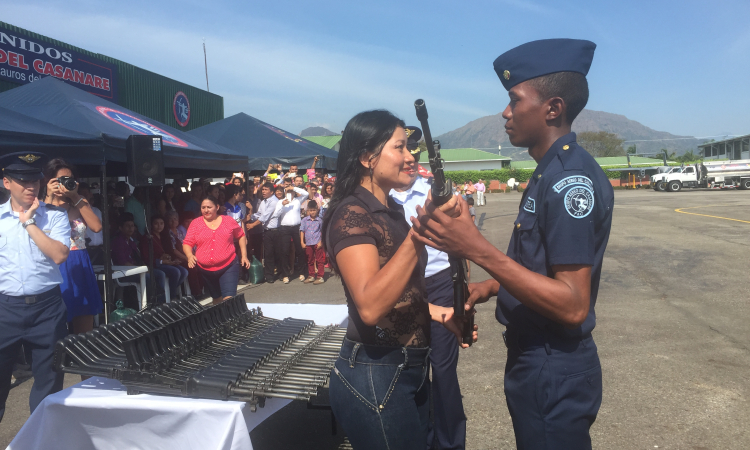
173, 91, 190, 127
96, 106, 188, 147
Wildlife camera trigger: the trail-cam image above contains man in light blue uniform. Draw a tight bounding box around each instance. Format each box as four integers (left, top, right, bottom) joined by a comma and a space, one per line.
0, 152, 71, 422
391, 127, 466, 450
249, 182, 280, 283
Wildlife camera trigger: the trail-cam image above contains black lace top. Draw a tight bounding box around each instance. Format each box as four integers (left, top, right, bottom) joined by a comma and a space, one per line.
326, 186, 430, 348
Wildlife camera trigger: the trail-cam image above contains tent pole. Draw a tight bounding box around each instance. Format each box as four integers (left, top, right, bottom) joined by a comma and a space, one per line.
101, 161, 112, 323
145, 188, 156, 307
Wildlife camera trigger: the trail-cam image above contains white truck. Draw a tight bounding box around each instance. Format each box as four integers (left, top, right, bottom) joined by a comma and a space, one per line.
655, 160, 750, 192
650, 166, 683, 191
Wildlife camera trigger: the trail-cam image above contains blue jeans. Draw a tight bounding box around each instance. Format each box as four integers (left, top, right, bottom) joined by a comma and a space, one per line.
156, 263, 188, 298
330, 338, 431, 450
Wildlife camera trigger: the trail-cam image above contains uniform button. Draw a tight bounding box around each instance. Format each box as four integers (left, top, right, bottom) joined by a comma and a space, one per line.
516, 223, 521, 229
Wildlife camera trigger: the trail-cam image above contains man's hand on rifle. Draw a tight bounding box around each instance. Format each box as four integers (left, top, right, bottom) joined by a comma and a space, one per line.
465, 279, 500, 313
410, 192, 485, 259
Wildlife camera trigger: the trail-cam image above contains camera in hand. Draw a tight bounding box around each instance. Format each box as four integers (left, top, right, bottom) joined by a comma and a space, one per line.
57, 176, 77, 191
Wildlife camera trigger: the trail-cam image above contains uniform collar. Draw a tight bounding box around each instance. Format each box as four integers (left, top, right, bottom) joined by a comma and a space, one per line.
0, 199, 47, 217
533, 132, 577, 177
390, 177, 429, 203
0, 200, 10, 217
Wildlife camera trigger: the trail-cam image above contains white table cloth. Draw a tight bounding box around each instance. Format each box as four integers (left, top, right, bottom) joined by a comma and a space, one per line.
7, 303, 348, 450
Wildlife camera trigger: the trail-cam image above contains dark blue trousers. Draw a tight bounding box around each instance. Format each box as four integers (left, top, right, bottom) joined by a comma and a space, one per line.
425, 268, 466, 450
503, 328, 602, 450
0, 286, 68, 422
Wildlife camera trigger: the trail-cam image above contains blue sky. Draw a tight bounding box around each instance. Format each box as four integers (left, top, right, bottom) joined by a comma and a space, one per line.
3, 0, 748, 138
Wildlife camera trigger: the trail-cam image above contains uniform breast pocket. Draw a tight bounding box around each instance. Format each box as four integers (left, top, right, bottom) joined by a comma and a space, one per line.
515, 213, 543, 268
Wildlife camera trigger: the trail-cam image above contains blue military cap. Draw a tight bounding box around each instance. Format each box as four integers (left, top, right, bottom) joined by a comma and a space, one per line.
1, 151, 47, 181
493, 38, 596, 91
405, 126, 423, 154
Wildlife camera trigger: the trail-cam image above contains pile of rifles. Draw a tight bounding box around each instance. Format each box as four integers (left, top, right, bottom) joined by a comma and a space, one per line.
53, 295, 346, 411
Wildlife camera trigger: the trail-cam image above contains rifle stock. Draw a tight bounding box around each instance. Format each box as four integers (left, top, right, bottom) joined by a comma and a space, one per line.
414, 99, 474, 346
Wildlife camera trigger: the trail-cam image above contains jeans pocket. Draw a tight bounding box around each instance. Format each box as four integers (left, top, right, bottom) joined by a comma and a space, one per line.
332, 364, 378, 412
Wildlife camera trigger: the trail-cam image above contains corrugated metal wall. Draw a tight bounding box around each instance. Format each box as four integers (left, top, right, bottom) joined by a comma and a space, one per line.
0, 21, 223, 130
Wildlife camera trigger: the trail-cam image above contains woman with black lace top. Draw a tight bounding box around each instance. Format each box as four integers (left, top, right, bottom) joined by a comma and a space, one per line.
322, 110, 477, 449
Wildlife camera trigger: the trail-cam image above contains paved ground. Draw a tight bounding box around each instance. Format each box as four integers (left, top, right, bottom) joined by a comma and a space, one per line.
3, 188, 749, 449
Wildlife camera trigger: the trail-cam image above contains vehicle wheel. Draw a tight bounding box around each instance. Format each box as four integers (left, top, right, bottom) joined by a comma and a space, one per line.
668, 181, 682, 192
743, 179, 750, 190
655, 181, 666, 192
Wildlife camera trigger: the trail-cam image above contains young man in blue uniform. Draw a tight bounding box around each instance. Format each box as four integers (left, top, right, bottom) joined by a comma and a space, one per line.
391, 126, 467, 450
411, 39, 614, 449
0, 152, 71, 422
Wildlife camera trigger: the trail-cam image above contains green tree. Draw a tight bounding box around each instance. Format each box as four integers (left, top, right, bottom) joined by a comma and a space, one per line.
577, 131, 626, 157
674, 150, 701, 163
626, 145, 637, 154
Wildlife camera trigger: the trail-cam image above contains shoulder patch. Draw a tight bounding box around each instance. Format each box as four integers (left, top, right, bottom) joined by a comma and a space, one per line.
552, 175, 593, 193
564, 186, 594, 219
523, 197, 535, 213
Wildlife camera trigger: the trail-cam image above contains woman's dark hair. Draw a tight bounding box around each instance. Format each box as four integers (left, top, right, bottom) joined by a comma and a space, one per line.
201, 195, 220, 207
161, 183, 175, 200
41, 158, 77, 199
274, 186, 285, 195
322, 110, 405, 266
151, 214, 164, 225
322, 182, 334, 199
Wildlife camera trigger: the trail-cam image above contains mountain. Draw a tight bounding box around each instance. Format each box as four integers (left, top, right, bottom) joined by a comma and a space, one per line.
435, 109, 706, 161
300, 126, 338, 137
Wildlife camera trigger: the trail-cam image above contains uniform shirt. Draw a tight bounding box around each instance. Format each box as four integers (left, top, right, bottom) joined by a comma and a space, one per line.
251, 196, 280, 230
183, 216, 244, 271
224, 201, 244, 224
326, 186, 430, 348
390, 177, 450, 278
0, 200, 71, 296
299, 215, 323, 246
496, 133, 614, 338
277, 187, 309, 227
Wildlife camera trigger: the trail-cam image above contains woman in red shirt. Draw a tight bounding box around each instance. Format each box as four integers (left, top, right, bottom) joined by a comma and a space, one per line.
183, 196, 250, 303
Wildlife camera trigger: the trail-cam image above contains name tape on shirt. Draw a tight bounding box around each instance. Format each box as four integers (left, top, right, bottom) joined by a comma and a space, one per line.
523, 197, 536, 213
552, 176, 594, 193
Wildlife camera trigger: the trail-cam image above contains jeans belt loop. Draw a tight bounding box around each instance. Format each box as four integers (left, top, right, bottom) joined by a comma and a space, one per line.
349, 342, 361, 368
544, 342, 552, 356
401, 347, 409, 369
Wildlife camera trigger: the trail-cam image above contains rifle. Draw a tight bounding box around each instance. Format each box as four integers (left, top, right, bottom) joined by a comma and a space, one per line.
414, 99, 473, 346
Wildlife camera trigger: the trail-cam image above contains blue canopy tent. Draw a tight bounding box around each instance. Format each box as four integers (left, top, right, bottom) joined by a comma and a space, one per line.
189, 112, 338, 171
0, 105, 103, 167
0, 77, 247, 176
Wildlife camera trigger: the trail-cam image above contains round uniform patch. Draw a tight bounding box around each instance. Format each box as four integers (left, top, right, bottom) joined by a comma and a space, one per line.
564, 186, 594, 218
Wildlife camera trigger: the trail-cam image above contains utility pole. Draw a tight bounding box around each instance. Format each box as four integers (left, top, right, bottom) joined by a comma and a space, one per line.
203, 38, 210, 92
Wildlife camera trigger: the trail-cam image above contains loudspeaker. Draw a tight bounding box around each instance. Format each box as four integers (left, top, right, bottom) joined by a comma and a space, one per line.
127, 135, 165, 187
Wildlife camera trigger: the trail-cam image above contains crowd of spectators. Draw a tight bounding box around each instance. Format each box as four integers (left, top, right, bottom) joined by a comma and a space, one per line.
100, 158, 335, 307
